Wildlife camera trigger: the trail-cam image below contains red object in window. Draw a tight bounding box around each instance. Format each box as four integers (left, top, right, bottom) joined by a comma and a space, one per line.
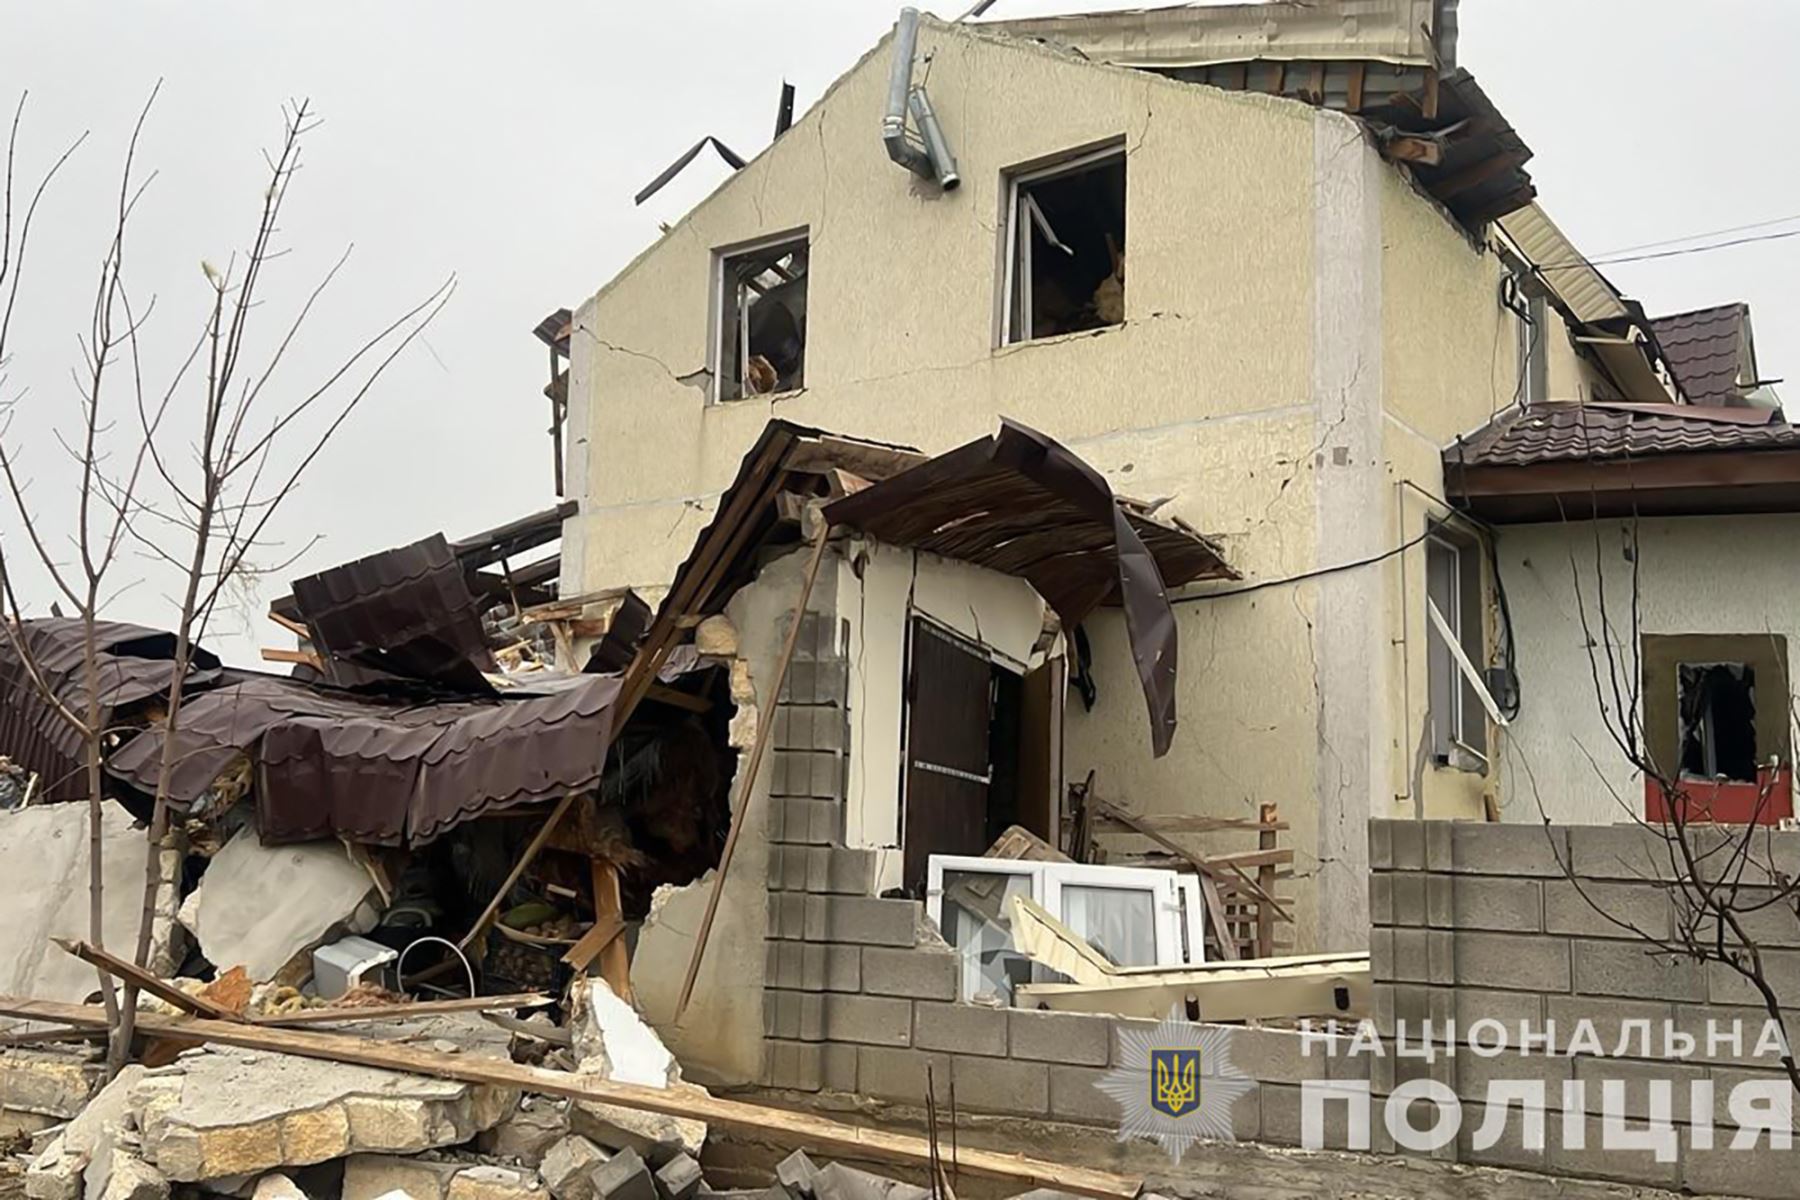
1644, 768, 1794, 825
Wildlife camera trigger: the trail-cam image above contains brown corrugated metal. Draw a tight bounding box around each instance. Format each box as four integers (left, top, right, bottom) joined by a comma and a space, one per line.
1649, 304, 1751, 407
292, 534, 497, 690
826, 419, 1236, 758
0, 620, 220, 803
1449, 401, 1800, 469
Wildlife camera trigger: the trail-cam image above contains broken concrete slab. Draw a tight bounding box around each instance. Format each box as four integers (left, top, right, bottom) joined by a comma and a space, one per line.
129, 1046, 515, 1182
24, 1065, 148, 1200
588, 1147, 654, 1200
181, 827, 380, 982
91, 1147, 167, 1200
0, 804, 177, 1003
568, 982, 677, 1088
341, 1155, 543, 1200
0, 1047, 103, 1118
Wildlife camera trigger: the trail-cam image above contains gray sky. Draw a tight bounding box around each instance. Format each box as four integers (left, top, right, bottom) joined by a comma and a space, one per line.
1, 1, 1794, 667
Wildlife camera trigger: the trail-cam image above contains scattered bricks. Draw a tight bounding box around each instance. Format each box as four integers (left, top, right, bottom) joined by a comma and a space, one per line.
812, 1162, 927, 1200
23, 1133, 80, 1200
1008, 1010, 1109, 1066
911, 1003, 1006, 1057
1388, 873, 1425, 927
1543, 880, 1672, 940
807, 848, 874, 896
654, 1155, 704, 1200
1389, 822, 1425, 871
861, 948, 956, 1002
774, 1149, 819, 1199
1450, 876, 1543, 933
820, 994, 911, 1047
821, 1043, 857, 1093
343, 1155, 461, 1200
1047, 1065, 1118, 1126
570, 1090, 705, 1166
1571, 939, 1705, 1003
1451, 822, 1569, 878
947, 1056, 1048, 1116
541, 1135, 610, 1200
589, 1147, 656, 1200
803, 896, 916, 948
95, 1149, 169, 1200
1453, 931, 1571, 992
855, 1047, 949, 1105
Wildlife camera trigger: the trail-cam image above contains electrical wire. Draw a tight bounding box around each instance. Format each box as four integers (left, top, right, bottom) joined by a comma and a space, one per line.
1172, 526, 1437, 606
1590, 212, 1800, 260
1530, 226, 1800, 272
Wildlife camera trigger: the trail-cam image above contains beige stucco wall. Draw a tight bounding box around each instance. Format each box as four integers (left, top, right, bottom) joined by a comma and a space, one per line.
1495, 514, 1800, 827
564, 19, 1535, 955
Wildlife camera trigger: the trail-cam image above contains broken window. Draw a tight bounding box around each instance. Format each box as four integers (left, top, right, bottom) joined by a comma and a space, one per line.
715, 233, 808, 401
925, 856, 1202, 1003
1678, 662, 1758, 782
1002, 145, 1126, 345
1425, 530, 1487, 768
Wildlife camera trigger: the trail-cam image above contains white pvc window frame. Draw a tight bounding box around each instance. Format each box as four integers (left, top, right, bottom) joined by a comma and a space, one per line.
998, 143, 1125, 348
924, 855, 1202, 985
709, 227, 809, 404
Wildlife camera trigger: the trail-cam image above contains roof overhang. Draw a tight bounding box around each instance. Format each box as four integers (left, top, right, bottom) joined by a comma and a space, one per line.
1448, 448, 1800, 523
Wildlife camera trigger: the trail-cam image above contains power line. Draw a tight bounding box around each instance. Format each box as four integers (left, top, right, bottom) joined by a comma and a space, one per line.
1173, 526, 1437, 605
1589, 212, 1800, 259
1530, 226, 1800, 273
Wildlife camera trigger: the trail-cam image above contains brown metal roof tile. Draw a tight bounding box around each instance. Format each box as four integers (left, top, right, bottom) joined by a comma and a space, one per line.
1449, 401, 1800, 470
1648, 303, 1749, 407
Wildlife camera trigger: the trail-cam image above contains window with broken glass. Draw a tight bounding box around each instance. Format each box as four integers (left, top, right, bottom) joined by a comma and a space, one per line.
1642, 634, 1791, 787
714, 233, 808, 401
1001, 145, 1126, 345
1425, 529, 1488, 770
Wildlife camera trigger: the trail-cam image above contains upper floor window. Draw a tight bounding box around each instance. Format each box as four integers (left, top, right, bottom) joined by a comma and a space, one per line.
715, 233, 808, 401
1001, 145, 1126, 345
1512, 276, 1548, 407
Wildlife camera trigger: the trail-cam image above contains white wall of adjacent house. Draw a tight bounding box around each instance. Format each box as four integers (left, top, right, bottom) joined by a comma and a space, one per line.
1495, 514, 1800, 826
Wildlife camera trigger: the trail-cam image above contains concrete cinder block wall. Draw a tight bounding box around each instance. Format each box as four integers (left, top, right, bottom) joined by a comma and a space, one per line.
756, 602, 1371, 1143
1370, 819, 1800, 1199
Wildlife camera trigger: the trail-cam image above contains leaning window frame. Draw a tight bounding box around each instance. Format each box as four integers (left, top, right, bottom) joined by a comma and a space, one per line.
709, 227, 809, 405
998, 142, 1126, 349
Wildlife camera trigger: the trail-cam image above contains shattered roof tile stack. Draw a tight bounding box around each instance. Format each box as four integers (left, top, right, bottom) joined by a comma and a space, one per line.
1648, 303, 1751, 407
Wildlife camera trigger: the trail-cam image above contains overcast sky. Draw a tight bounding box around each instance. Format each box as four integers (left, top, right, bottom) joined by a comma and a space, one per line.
2, 1, 1794, 666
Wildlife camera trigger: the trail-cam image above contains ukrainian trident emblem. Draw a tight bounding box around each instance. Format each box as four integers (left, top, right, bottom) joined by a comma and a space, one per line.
1150, 1048, 1200, 1117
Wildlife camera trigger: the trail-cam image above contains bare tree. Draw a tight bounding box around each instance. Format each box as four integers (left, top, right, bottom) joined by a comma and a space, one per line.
0, 90, 453, 1074
1526, 504, 1800, 1095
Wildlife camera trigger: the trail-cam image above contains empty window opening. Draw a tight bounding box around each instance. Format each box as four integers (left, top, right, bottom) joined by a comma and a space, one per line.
1516, 286, 1549, 406
1679, 662, 1758, 782
1425, 531, 1487, 769
1003, 147, 1126, 345
716, 234, 808, 401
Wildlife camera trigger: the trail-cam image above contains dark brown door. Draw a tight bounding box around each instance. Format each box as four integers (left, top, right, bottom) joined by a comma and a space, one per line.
901, 619, 993, 893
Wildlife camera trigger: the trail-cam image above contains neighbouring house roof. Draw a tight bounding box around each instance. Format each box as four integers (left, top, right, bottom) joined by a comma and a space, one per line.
1446, 401, 1800, 522
1649, 303, 1755, 407
0, 620, 221, 804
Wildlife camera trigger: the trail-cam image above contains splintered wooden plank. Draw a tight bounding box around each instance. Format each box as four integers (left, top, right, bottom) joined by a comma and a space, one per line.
0, 998, 1142, 1200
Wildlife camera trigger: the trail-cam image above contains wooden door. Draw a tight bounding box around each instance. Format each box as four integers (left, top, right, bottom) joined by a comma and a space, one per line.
902, 619, 994, 893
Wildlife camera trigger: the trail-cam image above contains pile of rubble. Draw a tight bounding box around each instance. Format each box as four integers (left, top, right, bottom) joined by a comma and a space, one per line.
3, 979, 1083, 1200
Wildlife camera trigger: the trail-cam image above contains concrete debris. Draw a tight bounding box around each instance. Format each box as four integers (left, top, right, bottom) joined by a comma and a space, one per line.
90, 1146, 167, 1200
588, 1147, 654, 1200
772, 1150, 817, 1200
180, 827, 381, 983
0, 1047, 103, 1119
128, 1045, 515, 1182
651, 1155, 702, 1200
692, 617, 738, 658
539, 1136, 609, 1200
249, 1174, 309, 1200
567, 1091, 705, 1168
809, 1164, 927, 1200
476, 1098, 569, 1166
341, 1154, 543, 1200
0, 804, 178, 1003
567, 982, 677, 1088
